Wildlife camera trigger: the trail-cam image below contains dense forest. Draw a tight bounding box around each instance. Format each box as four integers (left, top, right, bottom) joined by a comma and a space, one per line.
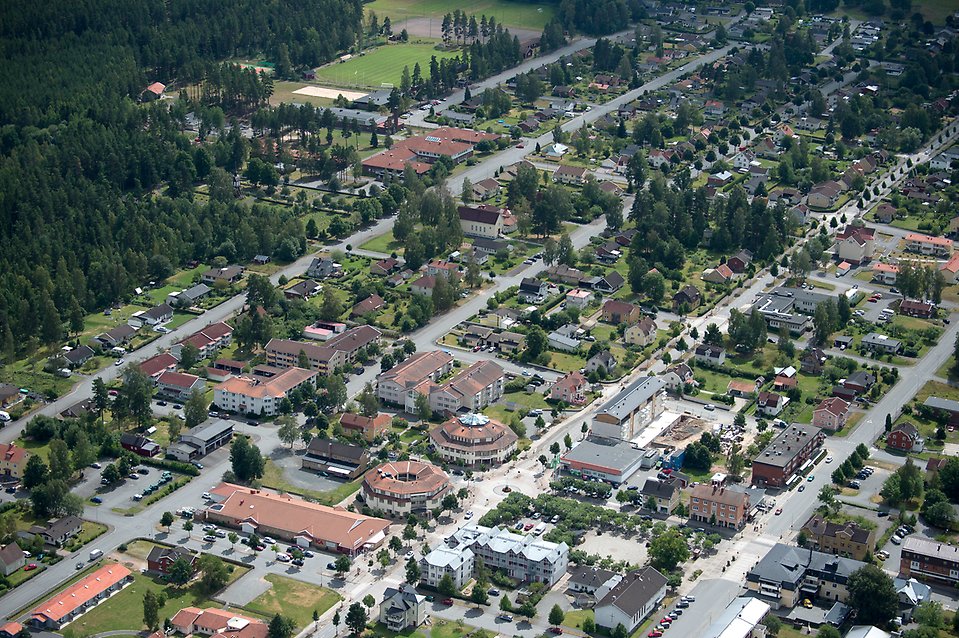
0, 0, 364, 359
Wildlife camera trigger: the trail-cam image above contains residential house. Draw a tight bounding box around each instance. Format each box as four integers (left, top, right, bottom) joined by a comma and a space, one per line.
702, 264, 733, 284
488, 331, 524, 355
139, 352, 178, 381
843, 370, 876, 394
672, 285, 702, 312
707, 171, 734, 187
62, 346, 95, 369
728, 379, 758, 398
888, 422, 923, 452
585, 351, 617, 375
169, 608, 267, 638
411, 275, 437, 297
872, 263, 899, 285
201, 265, 244, 285
156, 371, 206, 402
566, 288, 593, 309
27, 516, 82, 547
941, 253, 959, 284
471, 237, 510, 256
704, 100, 726, 118
640, 478, 681, 514
351, 294, 385, 318
594, 567, 668, 634
306, 257, 338, 279
554, 165, 588, 185
426, 261, 458, 279
167, 283, 211, 308
757, 391, 785, 417
471, 178, 500, 201
862, 333, 902, 354
120, 433, 161, 457
662, 364, 694, 392
808, 181, 842, 209
899, 299, 935, 318
93, 324, 137, 350
694, 344, 725, 366
800, 515, 875, 561
545, 264, 586, 285
727, 250, 753, 273
875, 202, 897, 223
813, 397, 850, 432
371, 258, 400, 276
625, 317, 657, 348
0, 543, 25, 576
128, 303, 174, 328
379, 584, 426, 632
551, 371, 588, 405
518, 278, 549, 304
283, 279, 321, 300
587, 272, 625, 294
147, 546, 197, 575
601, 300, 641, 327
568, 567, 623, 603
339, 412, 392, 442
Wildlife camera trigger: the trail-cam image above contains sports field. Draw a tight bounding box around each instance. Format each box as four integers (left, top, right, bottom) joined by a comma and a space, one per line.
314, 40, 458, 88
366, 0, 555, 31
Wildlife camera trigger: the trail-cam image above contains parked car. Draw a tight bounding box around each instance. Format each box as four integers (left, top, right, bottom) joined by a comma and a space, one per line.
203, 535, 216, 542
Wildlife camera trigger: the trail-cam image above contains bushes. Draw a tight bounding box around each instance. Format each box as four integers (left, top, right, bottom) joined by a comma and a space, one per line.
148, 457, 200, 476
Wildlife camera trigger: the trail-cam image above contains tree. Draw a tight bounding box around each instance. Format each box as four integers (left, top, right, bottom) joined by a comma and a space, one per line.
168, 556, 195, 586
93, 377, 109, 424
179, 343, 201, 370
358, 382, 379, 417
389, 536, 403, 553
648, 528, 690, 571
913, 601, 944, 628
184, 389, 208, 429
471, 580, 489, 604
346, 602, 367, 636
564, 433, 573, 450
228, 532, 239, 549
612, 624, 628, 638
548, 604, 565, 626
524, 326, 548, 361
48, 438, 72, 481
405, 556, 420, 584
183, 520, 194, 536
816, 627, 840, 638
277, 415, 299, 449
847, 565, 899, 626
268, 614, 296, 638
499, 594, 513, 612
335, 555, 351, 578
414, 392, 432, 423
230, 435, 265, 482
582, 616, 596, 634
438, 573, 457, 595
23, 455, 49, 489
160, 511, 175, 531
320, 287, 344, 321
923, 501, 955, 529
198, 554, 229, 593
143, 590, 164, 631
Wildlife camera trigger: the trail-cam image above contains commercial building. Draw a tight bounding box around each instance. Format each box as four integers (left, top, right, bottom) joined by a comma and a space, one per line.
702, 597, 770, 638
166, 419, 235, 462
688, 481, 751, 530
800, 515, 875, 561
429, 412, 518, 468
362, 460, 452, 516
29, 564, 133, 628
458, 205, 503, 239
450, 524, 569, 586
203, 483, 389, 556
301, 439, 369, 479
213, 367, 317, 417
591, 376, 666, 441
420, 545, 474, 589
170, 607, 268, 638
377, 351, 455, 412
751, 423, 824, 489
361, 128, 499, 179
745, 543, 865, 609
560, 437, 644, 484
900, 536, 959, 587
594, 567, 668, 634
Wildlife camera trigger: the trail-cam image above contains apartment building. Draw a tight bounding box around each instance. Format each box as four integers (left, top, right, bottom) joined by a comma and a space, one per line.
450, 524, 569, 586
420, 545, 475, 589
591, 376, 666, 441
900, 537, 959, 587
751, 423, 824, 489
376, 351, 455, 412
688, 482, 750, 530
265, 326, 381, 373
428, 360, 505, 414
213, 367, 317, 417
746, 543, 865, 609
800, 515, 875, 561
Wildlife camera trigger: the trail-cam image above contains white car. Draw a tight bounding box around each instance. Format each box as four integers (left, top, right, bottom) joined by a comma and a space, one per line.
114, 358, 124, 366
464, 511, 474, 519
276, 553, 290, 562
825, 456, 833, 463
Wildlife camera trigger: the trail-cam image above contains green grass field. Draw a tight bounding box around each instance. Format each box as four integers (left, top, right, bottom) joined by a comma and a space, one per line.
366, 0, 555, 30
244, 574, 340, 629
315, 41, 458, 88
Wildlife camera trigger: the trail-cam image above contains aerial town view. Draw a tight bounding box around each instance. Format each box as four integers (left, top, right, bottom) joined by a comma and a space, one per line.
2, 1, 959, 638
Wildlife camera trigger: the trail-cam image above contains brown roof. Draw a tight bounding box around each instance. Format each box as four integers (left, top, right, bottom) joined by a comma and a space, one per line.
340, 412, 391, 433
602, 300, 638, 318
325, 325, 382, 352
459, 206, 501, 225
206, 483, 389, 551
139, 353, 178, 377
436, 360, 503, 402
216, 367, 316, 399
379, 351, 454, 389
0, 443, 28, 467
689, 483, 749, 509
801, 515, 872, 544
430, 413, 518, 453
31, 564, 131, 623
553, 371, 587, 394
157, 371, 202, 389
815, 397, 849, 416
363, 460, 450, 497
352, 294, 385, 316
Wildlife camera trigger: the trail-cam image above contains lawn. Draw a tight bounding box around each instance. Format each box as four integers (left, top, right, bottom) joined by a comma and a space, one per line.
261, 459, 363, 506
270, 81, 335, 108
547, 351, 587, 373
360, 229, 404, 255
914, 380, 959, 404
69, 560, 251, 635
244, 574, 341, 629
365, 0, 555, 30
483, 390, 549, 423
563, 609, 594, 631
314, 41, 458, 88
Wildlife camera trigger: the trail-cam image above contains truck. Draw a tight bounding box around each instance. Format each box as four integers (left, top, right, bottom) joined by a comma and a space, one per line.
89, 549, 103, 561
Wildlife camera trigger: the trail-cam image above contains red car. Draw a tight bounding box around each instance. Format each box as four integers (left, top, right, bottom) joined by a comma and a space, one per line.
441, 598, 453, 605
524, 523, 534, 531
660, 618, 672, 625
24, 563, 37, 571
775, 508, 783, 515
549, 628, 562, 635
649, 632, 663, 637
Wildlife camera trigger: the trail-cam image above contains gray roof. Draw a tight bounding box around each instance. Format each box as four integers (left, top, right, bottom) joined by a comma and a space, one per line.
862, 333, 902, 349
746, 543, 864, 589
182, 418, 234, 443
183, 283, 211, 299
595, 376, 666, 422
0, 542, 22, 567
569, 565, 618, 588
641, 477, 679, 499
753, 423, 821, 469
596, 566, 667, 616
562, 438, 642, 472
923, 396, 959, 413
382, 584, 424, 612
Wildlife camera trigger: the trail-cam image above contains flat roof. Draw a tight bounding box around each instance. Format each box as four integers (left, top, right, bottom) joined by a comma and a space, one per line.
561, 437, 643, 473
595, 376, 665, 422
753, 423, 821, 469
183, 418, 234, 443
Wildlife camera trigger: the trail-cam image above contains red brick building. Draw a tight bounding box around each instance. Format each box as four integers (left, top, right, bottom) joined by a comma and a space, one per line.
751, 423, 824, 489
887, 422, 923, 452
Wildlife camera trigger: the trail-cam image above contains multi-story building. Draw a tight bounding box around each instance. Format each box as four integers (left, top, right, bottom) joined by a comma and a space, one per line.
904, 232, 953, 257
376, 351, 455, 412
0, 443, 29, 481
427, 360, 504, 414
301, 439, 369, 479
362, 460, 452, 516
429, 413, 518, 468
213, 367, 317, 417
688, 481, 751, 530
813, 397, 850, 432
751, 423, 824, 489
265, 326, 380, 373
420, 545, 474, 589
900, 536, 959, 587
170, 608, 267, 638
800, 515, 875, 561
591, 377, 666, 441
450, 524, 569, 586
379, 584, 426, 632
745, 543, 865, 609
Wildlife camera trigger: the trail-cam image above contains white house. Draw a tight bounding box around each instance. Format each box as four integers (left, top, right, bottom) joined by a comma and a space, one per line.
420, 545, 474, 589
594, 567, 667, 634
379, 585, 426, 632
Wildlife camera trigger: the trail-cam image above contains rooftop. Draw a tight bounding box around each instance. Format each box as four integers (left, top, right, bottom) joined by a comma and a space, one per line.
594, 376, 665, 423
753, 423, 822, 469
561, 437, 643, 473
31, 564, 131, 623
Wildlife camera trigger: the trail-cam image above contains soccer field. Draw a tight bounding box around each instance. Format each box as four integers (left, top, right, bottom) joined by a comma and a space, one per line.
313, 41, 459, 88
366, 0, 555, 31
